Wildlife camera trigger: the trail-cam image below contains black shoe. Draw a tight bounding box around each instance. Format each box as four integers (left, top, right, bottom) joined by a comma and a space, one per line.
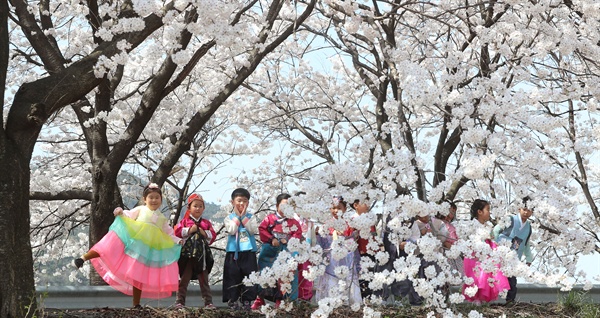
74, 258, 84, 269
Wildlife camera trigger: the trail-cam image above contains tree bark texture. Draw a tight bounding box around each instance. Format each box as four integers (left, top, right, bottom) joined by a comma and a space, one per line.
89, 168, 121, 285
0, 141, 36, 318
1, 0, 171, 311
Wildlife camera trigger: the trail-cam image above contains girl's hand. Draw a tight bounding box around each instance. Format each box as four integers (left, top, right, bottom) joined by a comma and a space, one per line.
198, 228, 207, 238
113, 207, 123, 216
190, 224, 198, 234
178, 240, 184, 246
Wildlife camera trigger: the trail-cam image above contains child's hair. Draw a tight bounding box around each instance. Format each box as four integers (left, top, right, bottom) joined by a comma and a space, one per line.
276, 193, 291, 207
349, 199, 360, 210
231, 188, 251, 200
143, 183, 162, 198
470, 199, 490, 220
449, 201, 457, 210
332, 195, 347, 208
522, 196, 534, 211
437, 201, 458, 219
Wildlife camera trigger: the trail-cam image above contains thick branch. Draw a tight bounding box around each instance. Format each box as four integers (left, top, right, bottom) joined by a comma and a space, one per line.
30, 190, 92, 201
153, 0, 317, 185
445, 176, 469, 201
9, 0, 65, 72
107, 8, 197, 171
6, 1, 174, 157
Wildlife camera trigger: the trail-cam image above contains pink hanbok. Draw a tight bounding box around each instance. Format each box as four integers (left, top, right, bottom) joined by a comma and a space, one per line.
462, 220, 509, 302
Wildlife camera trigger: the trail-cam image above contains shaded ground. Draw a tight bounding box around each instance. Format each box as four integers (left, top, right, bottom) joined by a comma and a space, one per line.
40, 302, 600, 317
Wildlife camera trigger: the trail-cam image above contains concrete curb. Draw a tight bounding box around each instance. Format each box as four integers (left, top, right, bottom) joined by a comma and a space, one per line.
36, 284, 600, 309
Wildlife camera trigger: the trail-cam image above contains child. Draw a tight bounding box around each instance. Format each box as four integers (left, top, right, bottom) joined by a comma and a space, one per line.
173, 193, 217, 309
73, 183, 182, 308
438, 202, 459, 249
380, 213, 423, 305
493, 196, 534, 304
436, 202, 463, 288
223, 188, 259, 310
350, 199, 378, 300
291, 191, 315, 301
252, 193, 303, 310
462, 199, 509, 303
395, 210, 448, 306
314, 196, 362, 305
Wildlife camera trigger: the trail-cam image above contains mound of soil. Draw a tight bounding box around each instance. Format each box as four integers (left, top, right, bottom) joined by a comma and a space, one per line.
40, 301, 598, 318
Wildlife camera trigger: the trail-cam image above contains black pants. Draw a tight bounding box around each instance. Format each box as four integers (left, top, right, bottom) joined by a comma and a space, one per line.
507, 276, 518, 302
222, 251, 258, 304
359, 254, 375, 300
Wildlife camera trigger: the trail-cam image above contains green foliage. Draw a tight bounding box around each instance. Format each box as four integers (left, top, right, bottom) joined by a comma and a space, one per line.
22, 290, 47, 318
558, 290, 600, 318
203, 201, 221, 219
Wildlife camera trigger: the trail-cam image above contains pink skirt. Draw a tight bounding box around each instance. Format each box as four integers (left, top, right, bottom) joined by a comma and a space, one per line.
90, 217, 180, 299
462, 240, 510, 303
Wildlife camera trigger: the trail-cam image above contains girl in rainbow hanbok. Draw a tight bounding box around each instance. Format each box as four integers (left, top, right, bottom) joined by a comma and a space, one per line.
74, 183, 182, 308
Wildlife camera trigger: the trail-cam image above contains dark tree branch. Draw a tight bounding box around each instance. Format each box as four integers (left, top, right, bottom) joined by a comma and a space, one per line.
30, 190, 92, 201
153, 0, 317, 186
9, 0, 65, 73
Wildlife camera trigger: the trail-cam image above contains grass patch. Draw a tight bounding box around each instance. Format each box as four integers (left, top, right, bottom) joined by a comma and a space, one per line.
558, 290, 600, 318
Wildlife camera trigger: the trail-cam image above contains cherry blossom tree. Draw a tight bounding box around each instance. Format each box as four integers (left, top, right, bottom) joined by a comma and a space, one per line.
3, 0, 600, 317
3, 0, 315, 316
2, 0, 171, 313
231, 0, 600, 315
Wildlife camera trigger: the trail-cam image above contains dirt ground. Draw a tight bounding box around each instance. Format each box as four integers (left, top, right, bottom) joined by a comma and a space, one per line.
40, 301, 599, 318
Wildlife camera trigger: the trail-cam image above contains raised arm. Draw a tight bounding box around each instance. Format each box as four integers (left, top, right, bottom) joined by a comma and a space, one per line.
259, 215, 274, 243
243, 213, 259, 235
492, 223, 503, 240
493, 216, 511, 240
113, 206, 142, 220
224, 214, 241, 235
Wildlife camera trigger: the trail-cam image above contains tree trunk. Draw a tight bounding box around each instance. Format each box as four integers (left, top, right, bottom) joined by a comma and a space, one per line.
88, 161, 122, 285
0, 140, 36, 318
1, 0, 173, 309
